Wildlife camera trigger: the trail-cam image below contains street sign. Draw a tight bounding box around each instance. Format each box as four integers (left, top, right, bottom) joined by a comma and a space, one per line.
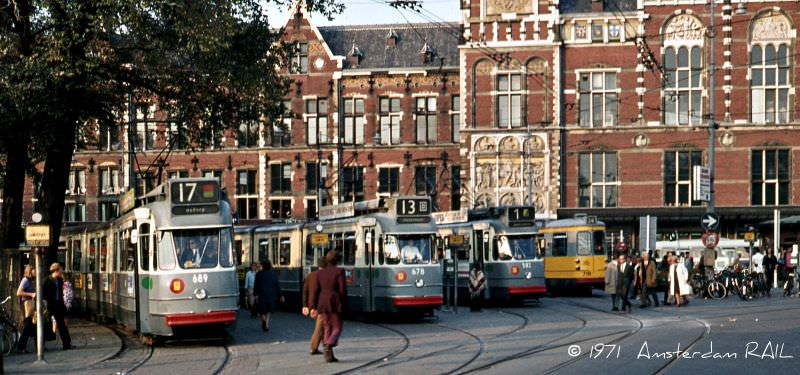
701, 231, 720, 249
744, 232, 756, 242
25, 225, 50, 247
693, 166, 711, 201
638, 215, 657, 252
615, 241, 628, 254
310, 233, 329, 246
701, 212, 719, 231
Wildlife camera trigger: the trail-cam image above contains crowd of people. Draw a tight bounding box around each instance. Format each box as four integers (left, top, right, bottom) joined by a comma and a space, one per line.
605, 251, 696, 312
15, 262, 73, 353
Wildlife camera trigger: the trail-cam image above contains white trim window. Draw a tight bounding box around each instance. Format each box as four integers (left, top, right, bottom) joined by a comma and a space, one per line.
343, 98, 365, 144
663, 47, 703, 126
134, 104, 158, 151
578, 152, 617, 208
664, 150, 702, 207
237, 119, 259, 148
289, 42, 309, 74
496, 73, 522, 128
98, 167, 120, 195
168, 170, 188, 180
751, 43, 791, 124
450, 95, 460, 143
579, 71, 617, 127
202, 169, 222, 184
272, 99, 292, 147
236, 170, 259, 220
378, 167, 400, 195
305, 98, 328, 145
67, 169, 86, 196
751, 149, 790, 206
415, 97, 437, 144
63, 202, 86, 222
98, 123, 120, 151
379, 97, 402, 145
269, 199, 292, 220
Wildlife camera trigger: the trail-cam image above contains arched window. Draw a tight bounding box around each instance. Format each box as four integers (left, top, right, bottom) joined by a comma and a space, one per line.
750, 12, 793, 124
662, 46, 703, 126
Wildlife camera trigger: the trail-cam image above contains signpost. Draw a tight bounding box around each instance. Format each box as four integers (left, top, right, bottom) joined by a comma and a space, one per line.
446, 234, 466, 313
638, 216, 657, 254
701, 212, 719, 231
25, 219, 49, 364
693, 166, 711, 202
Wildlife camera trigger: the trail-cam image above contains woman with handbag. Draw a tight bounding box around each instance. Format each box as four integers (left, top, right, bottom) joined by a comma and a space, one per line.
15, 265, 36, 353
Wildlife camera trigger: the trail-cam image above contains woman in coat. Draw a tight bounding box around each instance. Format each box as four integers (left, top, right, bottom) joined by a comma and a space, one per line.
253, 260, 282, 332
604, 257, 619, 311
310, 251, 347, 363
668, 255, 691, 307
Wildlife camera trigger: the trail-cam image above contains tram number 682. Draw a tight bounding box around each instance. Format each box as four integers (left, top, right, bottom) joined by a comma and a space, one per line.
192, 274, 209, 284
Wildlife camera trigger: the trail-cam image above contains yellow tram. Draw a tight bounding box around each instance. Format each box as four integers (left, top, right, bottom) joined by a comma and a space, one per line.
541, 214, 609, 292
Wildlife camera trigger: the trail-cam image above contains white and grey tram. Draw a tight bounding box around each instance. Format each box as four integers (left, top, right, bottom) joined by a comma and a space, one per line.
62, 178, 238, 343
237, 196, 443, 314
436, 206, 546, 302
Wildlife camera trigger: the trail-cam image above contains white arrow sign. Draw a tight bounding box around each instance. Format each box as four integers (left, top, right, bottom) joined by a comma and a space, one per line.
702, 216, 717, 227
701, 213, 719, 230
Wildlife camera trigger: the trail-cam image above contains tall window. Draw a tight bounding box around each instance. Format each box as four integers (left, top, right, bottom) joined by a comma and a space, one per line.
269, 199, 292, 219
98, 201, 119, 221
663, 47, 703, 126
379, 97, 402, 145
341, 166, 364, 202
168, 170, 188, 180
415, 166, 437, 196
451, 166, 461, 210
578, 152, 617, 207
134, 104, 157, 151
237, 120, 259, 148
168, 122, 186, 150
751, 44, 790, 124
579, 72, 617, 127
751, 149, 790, 205
270, 163, 292, 194
236, 170, 258, 219
271, 100, 292, 146
415, 97, 437, 144
306, 162, 326, 193
98, 123, 120, 151
98, 167, 120, 195
343, 98, 365, 144
378, 167, 399, 195
136, 172, 156, 196
305, 198, 317, 219
450, 95, 460, 143
202, 169, 222, 184
63, 203, 86, 222
497, 73, 522, 128
664, 150, 702, 206
305, 98, 328, 145
289, 42, 308, 74
67, 169, 86, 195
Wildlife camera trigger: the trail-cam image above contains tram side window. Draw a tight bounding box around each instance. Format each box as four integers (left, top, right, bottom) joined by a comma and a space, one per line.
304, 236, 315, 266
383, 235, 401, 265
72, 240, 82, 271
343, 232, 356, 266
100, 237, 108, 272
139, 224, 150, 271
153, 232, 160, 270
220, 228, 234, 267
577, 231, 592, 256
593, 231, 606, 255
271, 237, 279, 265
258, 240, 269, 263
88, 239, 97, 272
279, 237, 290, 266
552, 234, 568, 257
158, 232, 176, 271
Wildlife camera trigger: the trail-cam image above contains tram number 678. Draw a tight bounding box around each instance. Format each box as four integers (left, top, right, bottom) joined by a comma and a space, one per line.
192, 274, 209, 284
411, 268, 425, 276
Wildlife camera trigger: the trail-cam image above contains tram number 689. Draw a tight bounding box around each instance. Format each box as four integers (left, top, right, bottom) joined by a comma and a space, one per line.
192, 274, 209, 284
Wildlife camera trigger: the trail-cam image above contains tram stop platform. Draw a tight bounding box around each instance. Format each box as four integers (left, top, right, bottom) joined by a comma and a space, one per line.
3, 319, 122, 374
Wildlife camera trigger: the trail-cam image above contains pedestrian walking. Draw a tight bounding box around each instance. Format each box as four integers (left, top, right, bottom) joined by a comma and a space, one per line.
43, 263, 71, 350
662, 251, 673, 305
617, 254, 633, 313
302, 257, 326, 355
244, 263, 258, 318
310, 251, 347, 363
604, 257, 619, 311
763, 249, 778, 296
15, 265, 36, 353
468, 261, 486, 312
253, 260, 283, 332
638, 252, 659, 308
668, 255, 691, 307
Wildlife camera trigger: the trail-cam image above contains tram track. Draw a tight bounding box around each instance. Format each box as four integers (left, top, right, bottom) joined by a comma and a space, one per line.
335, 323, 410, 375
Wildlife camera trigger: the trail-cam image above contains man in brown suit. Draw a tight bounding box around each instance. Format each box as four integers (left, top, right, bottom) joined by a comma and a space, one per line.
302, 257, 326, 355
638, 252, 660, 308
310, 251, 347, 363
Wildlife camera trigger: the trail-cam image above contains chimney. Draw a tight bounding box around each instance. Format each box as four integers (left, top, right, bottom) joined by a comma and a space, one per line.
347, 41, 363, 68
386, 29, 399, 47
592, 0, 603, 13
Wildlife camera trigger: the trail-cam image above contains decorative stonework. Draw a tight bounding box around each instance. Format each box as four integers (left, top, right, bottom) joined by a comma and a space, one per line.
751, 13, 792, 42
526, 59, 547, 75
487, 0, 532, 15
663, 15, 705, 43
499, 136, 520, 154
475, 59, 495, 75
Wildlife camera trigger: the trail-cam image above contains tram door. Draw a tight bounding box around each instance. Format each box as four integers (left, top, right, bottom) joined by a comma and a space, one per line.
363, 227, 375, 312
136, 221, 153, 333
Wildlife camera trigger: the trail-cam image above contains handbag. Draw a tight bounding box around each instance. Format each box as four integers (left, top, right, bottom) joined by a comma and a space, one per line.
23, 299, 35, 319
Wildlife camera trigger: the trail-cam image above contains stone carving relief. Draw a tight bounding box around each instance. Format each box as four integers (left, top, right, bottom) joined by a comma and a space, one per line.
487, 0, 532, 15
474, 136, 496, 153
500, 193, 520, 206
526, 59, 547, 75
663, 15, 705, 43
499, 58, 522, 71
751, 14, 792, 42
499, 136, 520, 153
475, 59, 494, 75
475, 193, 495, 208
530, 160, 545, 188
475, 162, 496, 190
498, 161, 522, 188
574, 23, 588, 40
524, 135, 545, 153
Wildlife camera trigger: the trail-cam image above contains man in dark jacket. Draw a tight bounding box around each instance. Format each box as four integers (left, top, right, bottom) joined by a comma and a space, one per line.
310, 251, 347, 363
43, 263, 71, 349
302, 257, 326, 355
253, 260, 282, 332
638, 252, 659, 307
763, 249, 778, 297
616, 254, 633, 313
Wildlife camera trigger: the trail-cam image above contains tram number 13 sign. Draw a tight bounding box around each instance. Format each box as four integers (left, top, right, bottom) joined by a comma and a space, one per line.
396, 197, 431, 223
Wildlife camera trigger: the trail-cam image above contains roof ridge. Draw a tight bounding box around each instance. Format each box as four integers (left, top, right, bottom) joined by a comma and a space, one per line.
318, 22, 458, 31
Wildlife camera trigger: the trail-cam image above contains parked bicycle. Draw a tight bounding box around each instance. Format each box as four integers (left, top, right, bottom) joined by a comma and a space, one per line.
784, 270, 796, 298
1, 297, 19, 356
690, 271, 727, 299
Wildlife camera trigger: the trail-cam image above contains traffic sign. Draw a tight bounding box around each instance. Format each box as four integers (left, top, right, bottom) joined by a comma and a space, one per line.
701, 212, 719, 231
25, 225, 50, 247
744, 232, 756, 242
693, 166, 711, 201
701, 231, 719, 249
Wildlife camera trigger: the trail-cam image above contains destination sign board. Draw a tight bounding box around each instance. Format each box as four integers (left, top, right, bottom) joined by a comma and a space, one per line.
171, 180, 219, 205
432, 209, 468, 225
507, 206, 536, 227
396, 197, 431, 224
171, 204, 220, 216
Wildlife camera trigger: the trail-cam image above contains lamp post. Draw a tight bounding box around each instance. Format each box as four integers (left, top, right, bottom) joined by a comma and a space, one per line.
707, 0, 717, 215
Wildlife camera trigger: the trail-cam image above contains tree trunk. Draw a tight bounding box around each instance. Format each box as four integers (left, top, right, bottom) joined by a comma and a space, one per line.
0, 138, 28, 250
38, 122, 77, 266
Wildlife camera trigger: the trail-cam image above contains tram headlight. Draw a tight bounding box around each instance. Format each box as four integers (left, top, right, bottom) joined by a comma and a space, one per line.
525, 271, 532, 280
395, 271, 407, 282
194, 288, 208, 300
169, 278, 185, 294
415, 279, 424, 288
511, 265, 520, 275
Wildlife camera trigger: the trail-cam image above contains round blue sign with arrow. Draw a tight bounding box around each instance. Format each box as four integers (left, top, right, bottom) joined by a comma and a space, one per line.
701, 212, 719, 231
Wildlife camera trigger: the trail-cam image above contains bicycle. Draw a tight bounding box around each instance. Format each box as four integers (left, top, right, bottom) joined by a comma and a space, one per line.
784, 270, 796, 298
690, 271, 726, 299
1, 296, 19, 356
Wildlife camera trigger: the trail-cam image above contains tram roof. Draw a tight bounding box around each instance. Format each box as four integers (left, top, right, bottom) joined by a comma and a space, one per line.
315, 212, 436, 234
543, 217, 605, 229
253, 222, 306, 233
436, 219, 538, 235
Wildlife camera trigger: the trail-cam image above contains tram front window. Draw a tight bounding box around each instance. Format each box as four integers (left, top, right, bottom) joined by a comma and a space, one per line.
497, 235, 538, 261
169, 229, 234, 269
383, 235, 432, 265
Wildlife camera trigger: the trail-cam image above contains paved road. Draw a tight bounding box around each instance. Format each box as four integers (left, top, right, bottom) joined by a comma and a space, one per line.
53, 291, 800, 374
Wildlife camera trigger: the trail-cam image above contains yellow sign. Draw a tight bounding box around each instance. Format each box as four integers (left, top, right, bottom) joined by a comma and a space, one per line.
310, 233, 329, 246
448, 234, 465, 246
25, 225, 50, 246
744, 232, 756, 242
120, 189, 136, 214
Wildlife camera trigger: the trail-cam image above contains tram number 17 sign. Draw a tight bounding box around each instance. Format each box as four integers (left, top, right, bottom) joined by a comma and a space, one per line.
396, 197, 431, 223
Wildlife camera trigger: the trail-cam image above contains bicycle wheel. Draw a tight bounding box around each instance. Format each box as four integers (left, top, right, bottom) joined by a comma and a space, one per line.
2, 326, 17, 355
708, 281, 727, 299
739, 283, 752, 300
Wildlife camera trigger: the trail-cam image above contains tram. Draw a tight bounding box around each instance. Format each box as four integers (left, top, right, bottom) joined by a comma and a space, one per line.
541, 214, 609, 291
435, 206, 546, 302
62, 178, 238, 344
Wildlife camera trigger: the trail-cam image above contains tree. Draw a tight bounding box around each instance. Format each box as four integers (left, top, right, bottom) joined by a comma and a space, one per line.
0, 0, 342, 265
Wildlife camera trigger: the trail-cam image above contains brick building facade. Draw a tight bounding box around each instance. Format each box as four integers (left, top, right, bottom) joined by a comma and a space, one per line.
18, 0, 800, 249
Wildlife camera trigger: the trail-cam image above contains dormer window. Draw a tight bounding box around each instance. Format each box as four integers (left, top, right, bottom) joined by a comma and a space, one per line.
419, 43, 436, 64
347, 42, 363, 68
386, 29, 399, 47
